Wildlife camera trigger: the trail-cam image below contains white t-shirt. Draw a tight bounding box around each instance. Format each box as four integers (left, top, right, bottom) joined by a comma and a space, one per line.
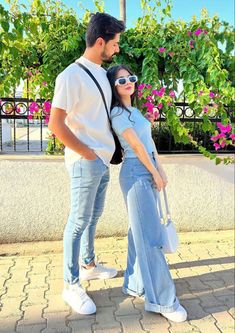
52, 56, 115, 168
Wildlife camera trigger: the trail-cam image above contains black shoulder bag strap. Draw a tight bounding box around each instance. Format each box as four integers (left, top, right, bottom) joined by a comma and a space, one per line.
75, 61, 112, 128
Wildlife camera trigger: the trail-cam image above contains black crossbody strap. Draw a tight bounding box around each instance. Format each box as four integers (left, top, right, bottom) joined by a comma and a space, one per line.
75, 61, 112, 127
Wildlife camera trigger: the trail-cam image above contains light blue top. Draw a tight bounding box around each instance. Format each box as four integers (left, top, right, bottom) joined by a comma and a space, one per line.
111, 106, 155, 158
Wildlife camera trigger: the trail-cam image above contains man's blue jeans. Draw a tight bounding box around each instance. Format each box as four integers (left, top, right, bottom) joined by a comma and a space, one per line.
120, 156, 179, 313
63, 157, 109, 284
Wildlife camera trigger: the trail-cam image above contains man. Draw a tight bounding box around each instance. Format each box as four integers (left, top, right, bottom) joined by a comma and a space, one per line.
49, 12, 125, 315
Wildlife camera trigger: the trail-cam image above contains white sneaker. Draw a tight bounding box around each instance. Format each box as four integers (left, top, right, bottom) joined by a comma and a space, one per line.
62, 283, 96, 315
161, 304, 187, 322
80, 263, 117, 281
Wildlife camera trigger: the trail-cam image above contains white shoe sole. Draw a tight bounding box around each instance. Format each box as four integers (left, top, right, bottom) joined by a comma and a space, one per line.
62, 292, 96, 315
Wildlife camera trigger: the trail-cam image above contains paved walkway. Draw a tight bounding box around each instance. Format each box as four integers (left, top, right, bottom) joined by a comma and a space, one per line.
0, 231, 234, 333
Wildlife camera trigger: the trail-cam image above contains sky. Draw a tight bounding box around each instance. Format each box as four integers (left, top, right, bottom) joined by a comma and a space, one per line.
0, 0, 234, 28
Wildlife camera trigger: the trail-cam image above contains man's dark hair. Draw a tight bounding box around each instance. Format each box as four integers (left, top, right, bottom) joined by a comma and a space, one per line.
86, 12, 125, 47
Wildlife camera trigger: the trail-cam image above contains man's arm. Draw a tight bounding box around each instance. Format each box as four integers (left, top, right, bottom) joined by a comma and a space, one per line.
48, 107, 97, 160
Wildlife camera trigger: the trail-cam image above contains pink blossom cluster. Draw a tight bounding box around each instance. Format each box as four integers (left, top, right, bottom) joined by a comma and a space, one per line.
28, 101, 51, 124
138, 83, 176, 119
211, 122, 235, 150
188, 28, 208, 49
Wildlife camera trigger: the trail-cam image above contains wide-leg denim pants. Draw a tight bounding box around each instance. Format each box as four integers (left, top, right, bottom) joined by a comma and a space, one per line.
120, 156, 179, 313
64, 157, 109, 284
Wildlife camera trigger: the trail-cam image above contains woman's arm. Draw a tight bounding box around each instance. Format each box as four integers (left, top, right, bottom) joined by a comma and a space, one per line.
151, 138, 168, 186
122, 128, 164, 191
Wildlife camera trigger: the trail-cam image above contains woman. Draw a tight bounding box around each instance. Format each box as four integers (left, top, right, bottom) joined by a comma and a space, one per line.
107, 65, 187, 322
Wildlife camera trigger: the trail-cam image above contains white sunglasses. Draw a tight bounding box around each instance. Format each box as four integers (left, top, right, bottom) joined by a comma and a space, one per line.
115, 75, 138, 86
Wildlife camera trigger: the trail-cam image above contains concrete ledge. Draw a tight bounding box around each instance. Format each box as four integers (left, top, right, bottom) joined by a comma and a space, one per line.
0, 154, 234, 243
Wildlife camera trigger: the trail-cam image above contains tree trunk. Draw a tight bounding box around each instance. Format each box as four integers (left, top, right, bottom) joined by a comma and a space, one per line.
120, 0, 126, 25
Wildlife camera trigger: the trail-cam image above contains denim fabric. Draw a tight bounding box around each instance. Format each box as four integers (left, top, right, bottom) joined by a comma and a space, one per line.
63, 157, 109, 284
120, 156, 179, 313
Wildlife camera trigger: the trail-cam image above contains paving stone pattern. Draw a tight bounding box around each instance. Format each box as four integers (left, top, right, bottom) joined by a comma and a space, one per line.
0, 233, 234, 333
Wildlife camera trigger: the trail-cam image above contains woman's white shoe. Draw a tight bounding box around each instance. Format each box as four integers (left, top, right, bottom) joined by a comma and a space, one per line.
161, 304, 187, 322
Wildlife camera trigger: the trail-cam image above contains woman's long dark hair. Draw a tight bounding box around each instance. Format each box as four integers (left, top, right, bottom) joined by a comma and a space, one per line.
106, 64, 138, 120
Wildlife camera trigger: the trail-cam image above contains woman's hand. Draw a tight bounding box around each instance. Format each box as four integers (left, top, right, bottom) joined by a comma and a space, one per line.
158, 167, 168, 187
152, 170, 164, 192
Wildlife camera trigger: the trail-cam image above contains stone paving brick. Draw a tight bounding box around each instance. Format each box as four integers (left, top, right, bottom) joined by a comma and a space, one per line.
0, 297, 23, 318
180, 298, 208, 320
176, 267, 196, 278
68, 317, 95, 333
168, 321, 201, 333
228, 307, 234, 319
94, 329, 122, 333
138, 307, 170, 333
23, 287, 47, 307
44, 294, 69, 313
214, 294, 235, 308
42, 311, 71, 333
16, 323, 46, 333
194, 293, 224, 308
18, 304, 46, 326
189, 314, 222, 333
116, 314, 146, 333
89, 289, 114, 307
93, 306, 122, 332
27, 274, 47, 289
87, 279, 106, 292
46, 278, 63, 295
0, 317, 18, 333
113, 296, 140, 316
212, 310, 235, 332
1, 281, 26, 299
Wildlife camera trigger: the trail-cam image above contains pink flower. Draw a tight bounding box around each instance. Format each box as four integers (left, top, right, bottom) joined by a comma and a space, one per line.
203, 30, 208, 35
203, 106, 209, 113
187, 31, 192, 36
143, 102, 154, 113
146, 84, 152, 89
211, 133, 226, 141
194, 29, 203, 36
28, 115, 33, 120
43, 101, 51, 114
168, 52, 174, 57
16, 107, 21, 114
156, 89, 165, 97
29, 102, 39, 114
198, 90, 204, 96
152, 89, 158, 95
42, 81, 48, 87
138, 92, 143, 98
230, 134, 235, 141
189, 40, 194, 48
217, 122, 232, 133
220, 140, 226, 148
159, 47, 166, 53
213, 143, 221, 151
209, 91, 215, 98
154, 111, 160, 119
169, 90, 175, 98
147, 95, 153, 102
157, 103, 163, 109
138, 84, 145, 91
168, 102, 172, 106
45, 115, 50, 124
0, 99, 2, 106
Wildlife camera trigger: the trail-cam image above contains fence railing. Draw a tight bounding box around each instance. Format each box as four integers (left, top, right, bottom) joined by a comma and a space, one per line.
0, 97, 234, 154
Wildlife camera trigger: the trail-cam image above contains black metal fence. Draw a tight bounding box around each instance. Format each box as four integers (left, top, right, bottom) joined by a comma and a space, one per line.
0, 96, 234, 154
